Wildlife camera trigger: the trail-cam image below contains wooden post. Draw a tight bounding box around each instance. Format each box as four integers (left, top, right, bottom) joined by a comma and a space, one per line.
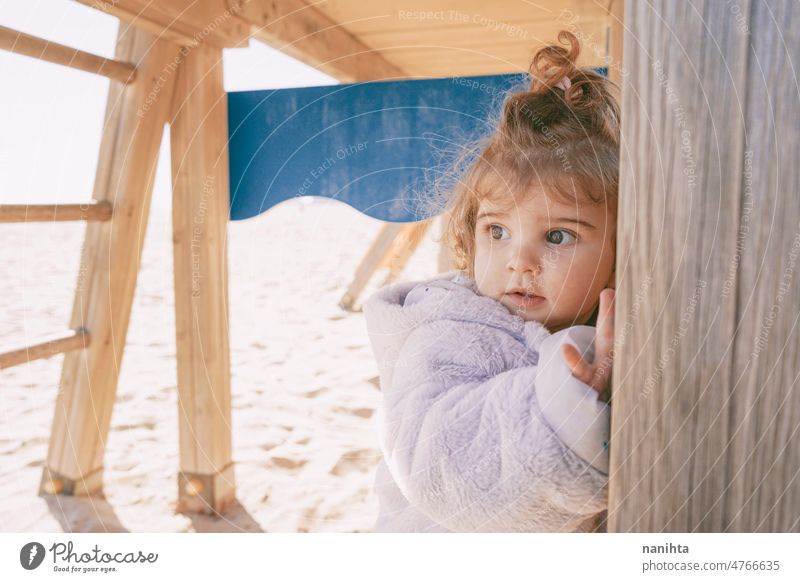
170, 41, 235, 514
609, 0, 800, 531
40, 28, 182, 497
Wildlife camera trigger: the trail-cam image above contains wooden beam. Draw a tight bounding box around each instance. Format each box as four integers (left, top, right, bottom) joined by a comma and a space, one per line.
230, 0, 406, 82
609, 0, 800, 532
0, 201, 112, 223
339, 222, 405, 311
0, 329, 89, 370
0, 25, 136, 83
39, 28, 183, 498
380, 221, 432, 285
80, 0, 252, 50
169, 40, 235, 515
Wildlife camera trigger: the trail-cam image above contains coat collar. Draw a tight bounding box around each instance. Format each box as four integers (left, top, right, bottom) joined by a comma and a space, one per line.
362, 270, 551, 390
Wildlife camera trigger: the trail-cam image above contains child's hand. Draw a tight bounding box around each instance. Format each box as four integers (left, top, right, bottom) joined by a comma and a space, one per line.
561, 288, 615, 401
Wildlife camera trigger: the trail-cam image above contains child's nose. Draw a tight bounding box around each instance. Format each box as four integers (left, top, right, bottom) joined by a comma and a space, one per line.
506, 243, 544, 275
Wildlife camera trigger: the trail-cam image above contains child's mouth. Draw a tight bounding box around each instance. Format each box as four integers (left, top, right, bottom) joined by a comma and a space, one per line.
506, 292, 545, 308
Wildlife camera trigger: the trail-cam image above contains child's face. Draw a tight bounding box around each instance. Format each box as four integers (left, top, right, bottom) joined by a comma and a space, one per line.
473, 188, 616, 333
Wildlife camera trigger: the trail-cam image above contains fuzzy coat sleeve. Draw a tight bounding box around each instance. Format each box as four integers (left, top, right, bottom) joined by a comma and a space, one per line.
379, 319, 609, 532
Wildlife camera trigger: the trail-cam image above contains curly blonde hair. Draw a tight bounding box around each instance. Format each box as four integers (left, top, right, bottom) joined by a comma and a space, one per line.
437, 30, 621, 279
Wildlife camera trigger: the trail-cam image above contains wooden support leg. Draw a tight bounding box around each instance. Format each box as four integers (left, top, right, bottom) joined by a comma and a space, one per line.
170, 41, 235, 515
338, 222, 405, 311
381, 220, 432, 286
339, 219, 437, 310
40, 29, 183, 498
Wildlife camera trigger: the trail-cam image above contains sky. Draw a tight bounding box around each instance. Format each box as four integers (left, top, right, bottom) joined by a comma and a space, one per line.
0, 0, 337, 212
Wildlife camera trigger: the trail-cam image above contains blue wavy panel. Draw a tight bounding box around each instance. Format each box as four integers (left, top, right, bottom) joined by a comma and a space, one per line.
227, 73, 529, 222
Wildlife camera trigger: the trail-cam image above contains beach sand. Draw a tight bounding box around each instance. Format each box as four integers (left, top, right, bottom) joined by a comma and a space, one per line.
0, 198, 441, 532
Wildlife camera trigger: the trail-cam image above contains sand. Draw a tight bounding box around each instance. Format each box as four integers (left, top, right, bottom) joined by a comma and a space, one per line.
0, 198, 442, 532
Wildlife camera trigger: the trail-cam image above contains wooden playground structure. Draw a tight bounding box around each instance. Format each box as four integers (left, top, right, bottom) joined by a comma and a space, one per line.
1, 0, 798, 532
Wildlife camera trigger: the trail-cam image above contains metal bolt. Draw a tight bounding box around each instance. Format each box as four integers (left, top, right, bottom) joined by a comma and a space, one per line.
185, 478, 204, 496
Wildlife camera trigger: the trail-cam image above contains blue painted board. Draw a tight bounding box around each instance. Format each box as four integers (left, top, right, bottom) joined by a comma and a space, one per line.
227, 74, 529, 222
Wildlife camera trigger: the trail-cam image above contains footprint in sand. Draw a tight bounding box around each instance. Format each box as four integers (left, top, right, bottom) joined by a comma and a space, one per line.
329, 448, 381, 476
303, 387, 329, 398
269, 456, 308, 470
334, 406, 374, 419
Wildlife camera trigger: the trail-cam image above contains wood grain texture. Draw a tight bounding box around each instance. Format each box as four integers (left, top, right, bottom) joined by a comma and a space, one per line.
79, 0, 252, 50
232, 0, 406, 82
0, 201, 112, 223
0, 328, 89, 370
0, 25, 136, 83
609, 0, 800, 532
170, 40, 235, 513
41, 27, 182, 492
289, 0, 608, 77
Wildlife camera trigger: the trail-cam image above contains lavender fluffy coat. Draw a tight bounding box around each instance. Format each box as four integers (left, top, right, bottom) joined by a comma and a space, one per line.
362, 270, 611, 532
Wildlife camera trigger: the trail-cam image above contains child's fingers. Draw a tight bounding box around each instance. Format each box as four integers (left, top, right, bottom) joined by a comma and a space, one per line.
590, 354, 614, 394
594, 288, 616, 368
596, 289, 615, 342
561, 343, 595, 386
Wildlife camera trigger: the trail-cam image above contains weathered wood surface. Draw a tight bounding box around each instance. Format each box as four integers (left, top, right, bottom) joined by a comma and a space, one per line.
610, 0, 800, 532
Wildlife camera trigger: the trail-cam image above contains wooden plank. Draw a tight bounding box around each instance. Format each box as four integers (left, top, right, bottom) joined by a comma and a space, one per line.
352, 20, 608, 50
726, 0, 800, 532
235, 0, 607, 79
307, 0, 609, 32
609, 0, 800, 532
80, 0, 251, 50
228, 74, 527, 222
0, 329, 89, 370
0, 25, 136, 83
0, 201, 112, 223
40, 27, 183, 497
170, 40, 235, 515
232, 0, 406, 82
256, 0, 608, 81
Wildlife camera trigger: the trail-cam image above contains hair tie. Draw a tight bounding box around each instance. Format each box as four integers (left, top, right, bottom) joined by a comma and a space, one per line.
555, 76, 572, 91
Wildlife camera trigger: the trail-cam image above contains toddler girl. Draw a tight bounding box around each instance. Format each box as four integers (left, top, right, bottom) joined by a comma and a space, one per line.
363, 31, 619, 533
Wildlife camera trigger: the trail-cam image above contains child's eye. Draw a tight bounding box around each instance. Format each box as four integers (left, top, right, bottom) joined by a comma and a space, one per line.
487, 224, 510, 241
546, 229, 577, 246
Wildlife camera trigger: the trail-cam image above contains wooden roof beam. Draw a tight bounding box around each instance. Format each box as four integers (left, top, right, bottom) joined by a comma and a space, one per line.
228, 0, 407, 82
79, 0, 252, 49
